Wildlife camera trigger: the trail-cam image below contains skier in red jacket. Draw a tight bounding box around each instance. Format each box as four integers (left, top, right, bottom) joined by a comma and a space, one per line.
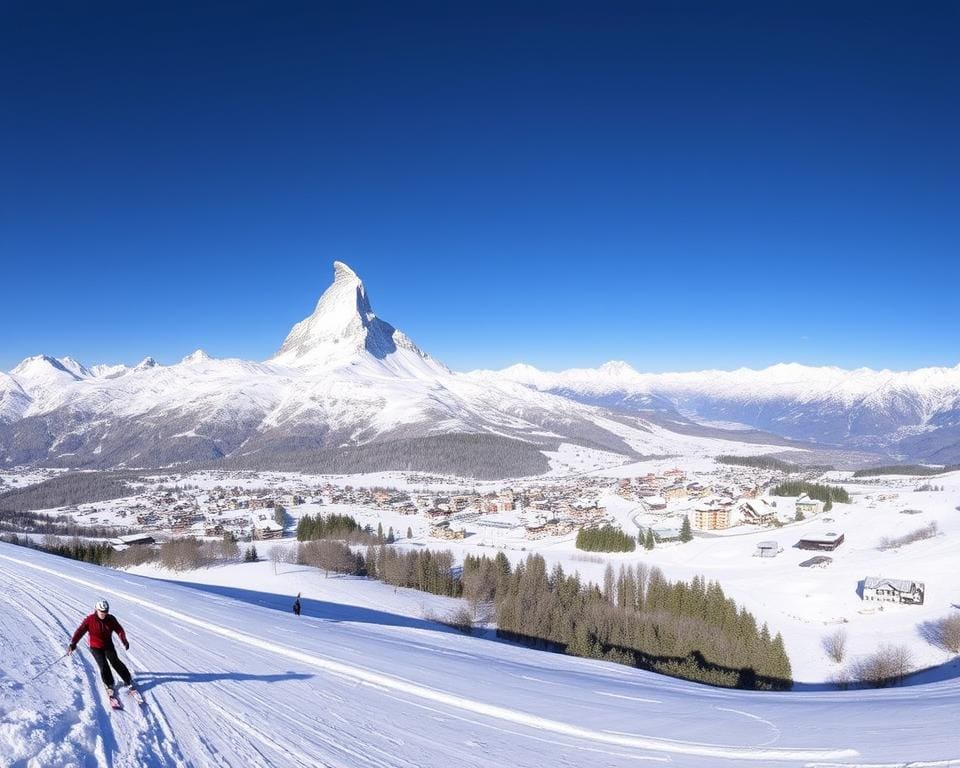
68, 599, 135, 694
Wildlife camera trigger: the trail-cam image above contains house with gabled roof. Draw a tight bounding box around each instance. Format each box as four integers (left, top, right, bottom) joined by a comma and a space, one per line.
740, 499, 776, 526
795, 494, 823, 516
863, 576, 925, 605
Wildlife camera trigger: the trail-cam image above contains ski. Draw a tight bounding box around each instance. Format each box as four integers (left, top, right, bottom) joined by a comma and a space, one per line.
105, 688, 123, 710
127, 687, 145, 707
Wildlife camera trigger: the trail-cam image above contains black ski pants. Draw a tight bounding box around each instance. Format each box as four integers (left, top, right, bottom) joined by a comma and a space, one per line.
89, 645, 131, 689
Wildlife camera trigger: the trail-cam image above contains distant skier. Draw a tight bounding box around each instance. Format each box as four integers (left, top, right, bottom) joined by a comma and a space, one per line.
68, 599, 135, 695
293, 593, 301, 616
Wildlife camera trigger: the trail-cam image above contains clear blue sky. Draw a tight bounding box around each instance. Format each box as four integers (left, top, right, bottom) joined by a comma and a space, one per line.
2, 1, 958, 373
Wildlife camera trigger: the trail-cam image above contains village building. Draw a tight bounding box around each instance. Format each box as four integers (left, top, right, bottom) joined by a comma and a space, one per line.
661, 483, 688, 502
754, 540, 782, 558
796, 531, 845, 551
740, 499, 777, 526
108, 533, 156, 549
430, 521, 466, 540
795, 494, 823, 516
251, 513, 283, 540
694, 505, 730, 531
862, 576, 925, 605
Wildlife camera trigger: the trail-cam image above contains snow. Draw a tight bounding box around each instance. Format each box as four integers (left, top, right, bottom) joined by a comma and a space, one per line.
485, 358, 960, 417
3, 542, 960, 766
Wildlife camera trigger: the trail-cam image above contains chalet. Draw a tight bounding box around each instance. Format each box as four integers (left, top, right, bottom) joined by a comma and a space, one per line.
795, 495, 823, 516
754, 541, 782, 558
643, 495, 667, 511
109, 533, 156, 548
430, 521, 466, 540
863, 576, 925, 605
657, 526, 682, 542
797, 531, 845, 551
251, 514, 283, 540
740, 499, 777, 526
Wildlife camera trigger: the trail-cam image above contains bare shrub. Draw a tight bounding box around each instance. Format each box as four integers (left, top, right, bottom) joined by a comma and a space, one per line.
299, 540, 362, 577
270, 544, 296, 574
110, 546, 158, 568
850, 643, 914, 687
822, 628, 848, 663
570, 553, 604, 564
470, 600, 496, 624
424, 606, 475, 634
923, 614, 960, 654
877, 521, 939, 551
159, 538, 204, 571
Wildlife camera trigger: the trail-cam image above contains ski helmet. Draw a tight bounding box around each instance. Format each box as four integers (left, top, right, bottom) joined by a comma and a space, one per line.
95, 599, 109, 612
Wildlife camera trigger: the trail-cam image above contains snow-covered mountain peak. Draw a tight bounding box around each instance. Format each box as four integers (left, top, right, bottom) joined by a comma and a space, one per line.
10, 355, 81, 385
180, 349, 211, 364
57, 356, 92, 379
90, 362, 130, 379
269, 262, 444, 376
133, 356, 158, 372
597, 360, 640, 378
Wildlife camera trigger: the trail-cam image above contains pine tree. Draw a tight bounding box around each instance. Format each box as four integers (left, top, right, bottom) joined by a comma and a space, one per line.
679, 515, 693, 543
406, 526, 413, 539
644, 528, 655, 550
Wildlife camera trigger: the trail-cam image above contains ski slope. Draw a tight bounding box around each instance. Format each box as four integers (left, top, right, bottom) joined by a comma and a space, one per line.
1, 543, 958, 768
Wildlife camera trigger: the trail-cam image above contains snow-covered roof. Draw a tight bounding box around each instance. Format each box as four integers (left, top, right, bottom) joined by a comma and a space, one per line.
863, 576, 923, 593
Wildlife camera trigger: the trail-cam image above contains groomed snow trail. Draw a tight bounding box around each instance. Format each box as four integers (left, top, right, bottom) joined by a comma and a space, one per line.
2, 544, 958, 767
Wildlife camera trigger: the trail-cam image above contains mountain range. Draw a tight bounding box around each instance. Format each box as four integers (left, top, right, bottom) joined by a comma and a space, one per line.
3, 261, 958, 477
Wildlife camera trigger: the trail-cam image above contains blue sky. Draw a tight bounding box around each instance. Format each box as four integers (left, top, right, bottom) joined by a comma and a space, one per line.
2, 2, 958, 373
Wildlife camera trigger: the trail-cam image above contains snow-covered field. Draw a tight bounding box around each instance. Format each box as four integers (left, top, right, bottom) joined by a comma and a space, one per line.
3, 541, 960, 767
7, 460, 960, 688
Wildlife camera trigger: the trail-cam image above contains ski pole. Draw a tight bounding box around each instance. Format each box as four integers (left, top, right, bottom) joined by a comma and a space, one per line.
29, 652, 69, 682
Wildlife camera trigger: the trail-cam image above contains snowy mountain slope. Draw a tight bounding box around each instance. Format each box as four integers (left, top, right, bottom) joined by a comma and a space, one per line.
3, 264, 733, 475
480, 360, 960, 462
0, 372, 31, 424
3, 542, 959, 767
9, 258, 955, 472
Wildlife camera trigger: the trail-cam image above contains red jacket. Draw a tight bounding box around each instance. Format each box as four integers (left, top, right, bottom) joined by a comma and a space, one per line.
71, 613, 128, 649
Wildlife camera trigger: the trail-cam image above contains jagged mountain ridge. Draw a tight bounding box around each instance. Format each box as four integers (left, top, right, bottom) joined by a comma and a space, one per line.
1, 263, 711, 477
6, 261, 954, 474
479, 359, 960, 463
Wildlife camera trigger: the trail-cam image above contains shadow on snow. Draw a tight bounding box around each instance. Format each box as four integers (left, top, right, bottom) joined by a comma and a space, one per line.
134, 670, 313, 694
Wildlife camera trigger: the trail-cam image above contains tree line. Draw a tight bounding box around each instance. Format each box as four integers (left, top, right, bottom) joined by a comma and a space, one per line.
576, 524, 636, 552
461, 553, 791, 689
0, 471, 142, 511
0, 509, 136, 539
716, 455, 797, 471
0, 532, 114, 566
296, 512, 377, 544
853, 464, 955, 478
770, 481, 849, 505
